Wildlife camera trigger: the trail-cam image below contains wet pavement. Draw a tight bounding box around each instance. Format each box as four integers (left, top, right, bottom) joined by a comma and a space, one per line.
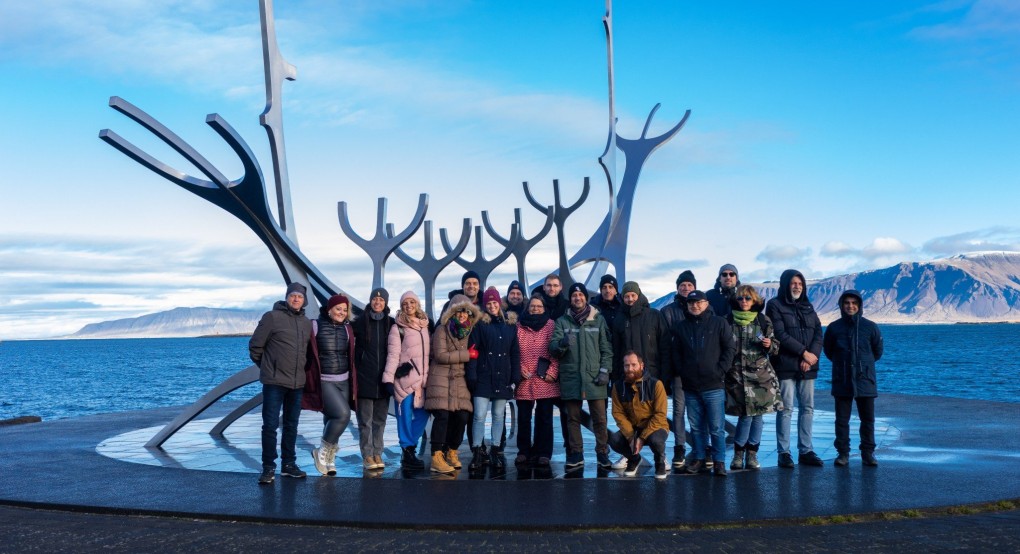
0, 392, 1018, 549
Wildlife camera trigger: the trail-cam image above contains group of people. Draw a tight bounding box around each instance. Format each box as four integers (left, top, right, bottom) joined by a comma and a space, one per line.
248, 265, 883, 484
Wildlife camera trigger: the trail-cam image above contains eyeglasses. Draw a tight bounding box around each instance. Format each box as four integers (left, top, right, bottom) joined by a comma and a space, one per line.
736, 296, 753, 301
720, 272, 737, 277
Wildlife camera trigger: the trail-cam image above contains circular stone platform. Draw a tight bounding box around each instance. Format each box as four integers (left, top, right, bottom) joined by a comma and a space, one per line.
1, 393, 1017, 529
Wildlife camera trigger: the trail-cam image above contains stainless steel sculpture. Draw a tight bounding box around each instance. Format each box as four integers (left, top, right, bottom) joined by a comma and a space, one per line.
99, 0, 690, 447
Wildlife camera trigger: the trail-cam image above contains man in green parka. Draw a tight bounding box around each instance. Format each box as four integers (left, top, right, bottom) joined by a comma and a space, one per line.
550, 282, 613, 470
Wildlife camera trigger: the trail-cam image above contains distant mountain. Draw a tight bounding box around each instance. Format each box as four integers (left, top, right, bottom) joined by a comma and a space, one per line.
69, 307, 263, 339
653, 251, 1020, 324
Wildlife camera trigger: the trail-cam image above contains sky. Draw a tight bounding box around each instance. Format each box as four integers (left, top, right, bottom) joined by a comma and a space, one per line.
1, 0, 1019, 339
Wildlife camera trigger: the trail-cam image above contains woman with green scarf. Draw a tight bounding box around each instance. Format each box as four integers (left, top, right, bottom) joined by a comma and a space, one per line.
725, 285, 783, 470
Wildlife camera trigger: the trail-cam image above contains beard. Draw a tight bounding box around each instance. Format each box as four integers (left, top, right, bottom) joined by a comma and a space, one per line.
791, 291, 802, 300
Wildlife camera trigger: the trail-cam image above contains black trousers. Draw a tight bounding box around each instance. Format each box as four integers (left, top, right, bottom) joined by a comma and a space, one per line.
608, 428, 668, 460
430, 409, 470, 453
516, 398, 556, 460
564, 399, 608, 455
834, 396, 876, 454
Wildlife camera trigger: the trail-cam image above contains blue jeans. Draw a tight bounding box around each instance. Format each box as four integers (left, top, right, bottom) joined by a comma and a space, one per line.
776, 378, 815, 455
261, 383, 303, 469
684, 389, 726, 463
734, 415, 764, 448
471, 397, 507, 448
672, 377, 687, 450
395, 393, 429, 448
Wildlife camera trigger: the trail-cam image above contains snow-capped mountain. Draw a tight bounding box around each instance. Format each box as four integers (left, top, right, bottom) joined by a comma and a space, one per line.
654, 252, 1020, 324
69, 307, 263, 339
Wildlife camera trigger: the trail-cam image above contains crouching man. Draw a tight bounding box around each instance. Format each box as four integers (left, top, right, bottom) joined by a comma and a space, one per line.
609, 351, 670, 479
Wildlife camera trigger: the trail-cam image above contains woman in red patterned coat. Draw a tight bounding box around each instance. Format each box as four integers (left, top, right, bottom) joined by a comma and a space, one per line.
514, 295, 560, 467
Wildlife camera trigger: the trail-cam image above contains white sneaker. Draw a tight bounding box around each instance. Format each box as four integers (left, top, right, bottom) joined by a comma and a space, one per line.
612, 455, 629, 470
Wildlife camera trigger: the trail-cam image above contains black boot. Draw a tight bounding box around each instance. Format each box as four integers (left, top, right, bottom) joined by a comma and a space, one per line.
478, 444, 490, 466
469, 447, 485, 471
490, 446, 506, 470
401, 445, 424, 469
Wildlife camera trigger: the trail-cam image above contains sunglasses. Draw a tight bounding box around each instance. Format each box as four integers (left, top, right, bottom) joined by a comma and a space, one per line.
736, 296, 754, 301
720, 272, 737, 277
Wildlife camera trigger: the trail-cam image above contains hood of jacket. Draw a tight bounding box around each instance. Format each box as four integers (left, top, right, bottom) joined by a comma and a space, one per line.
777, 269, 812, 307
838, 289, 864, 322
621, 292, 650, 318
439, 296, 485, 327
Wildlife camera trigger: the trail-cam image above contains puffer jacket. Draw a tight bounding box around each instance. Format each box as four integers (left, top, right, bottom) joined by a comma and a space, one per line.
725, 309, 782, 417
351, 309, 394, 399
765, 269, 823, 381
824, 290, 884, 398
426, 299, 483, 412
611, 294, 671, 381
249, 300, 312, 389
467, 311, 522, 400
382, 310, 431, 408
549, 306, 612, 401
302, 316, 358, 412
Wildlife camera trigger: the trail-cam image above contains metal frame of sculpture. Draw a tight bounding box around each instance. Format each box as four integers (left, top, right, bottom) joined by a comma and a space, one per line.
99, 0, 690, 449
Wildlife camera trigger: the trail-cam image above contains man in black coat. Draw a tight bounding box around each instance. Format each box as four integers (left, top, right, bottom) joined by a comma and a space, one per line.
672, 290, 737, 476
590, 273, 623, 334
660, 269, 697, 469
765, 269, 824, 469
611, 281, 670, 382
824, 289, 884, 467
532, 273, 569, 320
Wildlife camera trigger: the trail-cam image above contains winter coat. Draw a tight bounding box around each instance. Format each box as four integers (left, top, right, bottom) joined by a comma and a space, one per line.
249, 300, 312, 390
725, 309, 783, 417
611, 294, 671, 382
611, 373, 669, 440
351, 309, 395, 399
516, 319, 560, 401
467, 311, 522, 400
302, 316, 358, 412
426, 299, 483, 412
707, 279, 739, 319
660, 296, 687, 337
824, 290, 884, 398
382, 310, 431, 409
765, 269, 823, 381
549, 306, 613, 401
671, 309, 737, 393
590, 293, 623, 335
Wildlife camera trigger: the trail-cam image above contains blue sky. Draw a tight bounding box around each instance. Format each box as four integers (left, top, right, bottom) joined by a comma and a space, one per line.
1, 0, 1019, 338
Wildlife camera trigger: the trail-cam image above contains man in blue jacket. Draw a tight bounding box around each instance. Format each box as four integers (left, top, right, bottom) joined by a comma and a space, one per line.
824, 290, 884, 467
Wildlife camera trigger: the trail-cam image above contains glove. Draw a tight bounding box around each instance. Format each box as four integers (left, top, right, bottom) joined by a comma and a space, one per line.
558, 335, 570, 349
468, 344, 479, 360
384, 382, 395, 396
594, 369, 609, 387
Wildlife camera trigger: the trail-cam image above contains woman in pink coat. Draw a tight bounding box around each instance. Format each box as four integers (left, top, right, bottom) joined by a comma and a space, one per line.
383, 291, 431, 470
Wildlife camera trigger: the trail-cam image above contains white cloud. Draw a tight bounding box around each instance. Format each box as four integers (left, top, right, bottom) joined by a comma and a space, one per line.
922, 226, 1020, 256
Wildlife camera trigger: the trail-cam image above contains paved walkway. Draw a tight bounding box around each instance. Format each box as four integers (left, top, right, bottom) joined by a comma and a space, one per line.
1, 393, 1018, 549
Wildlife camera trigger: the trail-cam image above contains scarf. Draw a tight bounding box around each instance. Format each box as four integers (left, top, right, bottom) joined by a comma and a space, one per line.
519, 311, 549, 332
731, 309, 756, 327
448, 317, 472, 339
569, 304, 591, 327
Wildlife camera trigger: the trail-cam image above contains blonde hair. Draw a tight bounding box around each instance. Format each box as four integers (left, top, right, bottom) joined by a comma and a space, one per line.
735, 285, 761, 304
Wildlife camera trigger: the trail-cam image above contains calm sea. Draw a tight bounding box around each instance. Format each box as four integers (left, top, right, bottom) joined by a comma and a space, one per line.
1, 324, 1018, 421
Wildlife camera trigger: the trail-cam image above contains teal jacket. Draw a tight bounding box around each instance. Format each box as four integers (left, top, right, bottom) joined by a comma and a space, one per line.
549, 307, 613, 401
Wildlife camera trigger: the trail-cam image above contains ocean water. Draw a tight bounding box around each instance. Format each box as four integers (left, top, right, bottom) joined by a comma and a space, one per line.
1, 325, 1018, 421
